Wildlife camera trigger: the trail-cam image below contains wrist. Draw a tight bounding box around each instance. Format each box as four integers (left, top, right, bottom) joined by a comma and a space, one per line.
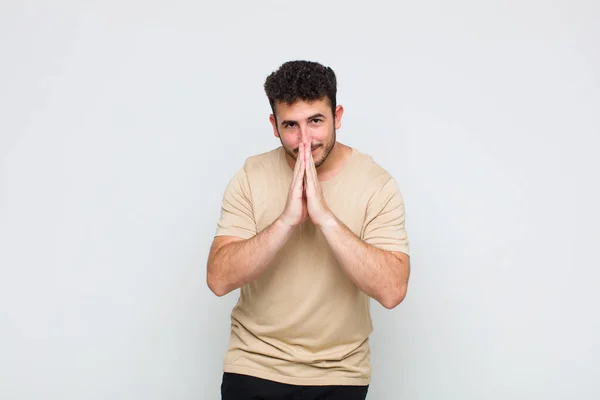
315, 211, 337, 229
275, 215, 299, 232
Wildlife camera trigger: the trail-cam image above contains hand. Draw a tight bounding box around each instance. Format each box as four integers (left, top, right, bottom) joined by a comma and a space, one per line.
303, 141, 334, 226
279, 142, 308, 228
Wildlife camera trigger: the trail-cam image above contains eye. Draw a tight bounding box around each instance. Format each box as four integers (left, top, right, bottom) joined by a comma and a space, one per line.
311, 118, 322, 124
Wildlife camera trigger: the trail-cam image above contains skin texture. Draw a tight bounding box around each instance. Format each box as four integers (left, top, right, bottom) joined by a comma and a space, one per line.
206, 98, 410, 309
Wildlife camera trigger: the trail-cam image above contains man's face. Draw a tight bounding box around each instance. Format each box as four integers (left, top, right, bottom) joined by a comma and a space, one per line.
270, 98, 343, 168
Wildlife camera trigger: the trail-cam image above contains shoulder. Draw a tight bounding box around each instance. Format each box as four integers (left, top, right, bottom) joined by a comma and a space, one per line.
242, 146, 283, 172
223, 148, 280, 189
348, 148, 396, 188
226, 147, 285, 194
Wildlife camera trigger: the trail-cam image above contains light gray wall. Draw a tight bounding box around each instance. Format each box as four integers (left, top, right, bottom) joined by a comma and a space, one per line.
1, 1, 599, 399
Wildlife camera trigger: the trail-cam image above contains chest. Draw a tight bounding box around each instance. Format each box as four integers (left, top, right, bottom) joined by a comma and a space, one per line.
251, 175, 371, 238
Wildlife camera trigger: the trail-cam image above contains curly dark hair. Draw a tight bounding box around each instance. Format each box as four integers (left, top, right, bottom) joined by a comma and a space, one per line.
264, 60, 337, 119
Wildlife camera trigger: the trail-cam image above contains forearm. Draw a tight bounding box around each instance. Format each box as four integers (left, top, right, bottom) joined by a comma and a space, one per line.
318, 214, 409, 309
208, 218, 295, 296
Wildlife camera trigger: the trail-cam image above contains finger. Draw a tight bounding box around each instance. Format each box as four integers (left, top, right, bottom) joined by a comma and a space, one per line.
305, 147, 316, 197
308, 143, 316, 175
291, 142, 303, 181
303, 145, 309, 192
308, 142, 317, 175
302, 140, 307, 164
291, 143, 305, 187
293, 143, 306, 195
306, 140, 311, 165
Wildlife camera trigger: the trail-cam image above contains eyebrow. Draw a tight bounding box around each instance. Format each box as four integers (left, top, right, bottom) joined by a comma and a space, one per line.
281, 113, 327, 126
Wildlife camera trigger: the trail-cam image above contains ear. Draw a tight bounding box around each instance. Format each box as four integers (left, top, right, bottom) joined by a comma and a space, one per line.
334, 105, 344, 130
269, 114, 280, 138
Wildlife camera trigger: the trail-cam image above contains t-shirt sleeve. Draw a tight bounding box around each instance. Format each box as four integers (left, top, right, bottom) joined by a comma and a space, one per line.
361, 178, 410, 256
214, 167, 257, 240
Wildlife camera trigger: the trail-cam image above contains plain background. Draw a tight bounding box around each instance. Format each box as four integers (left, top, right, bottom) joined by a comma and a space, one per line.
1, 1, 599, 399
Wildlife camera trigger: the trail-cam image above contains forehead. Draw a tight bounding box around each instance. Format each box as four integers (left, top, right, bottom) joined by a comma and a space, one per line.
274, 98, 331, 119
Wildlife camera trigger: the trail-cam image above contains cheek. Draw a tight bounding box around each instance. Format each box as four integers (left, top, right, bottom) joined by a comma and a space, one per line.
312, 127, 331, 142
280, 135, 298, 147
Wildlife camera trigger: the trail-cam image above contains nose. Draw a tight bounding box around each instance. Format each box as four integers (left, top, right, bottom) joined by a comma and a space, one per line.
299, 124, 311, 145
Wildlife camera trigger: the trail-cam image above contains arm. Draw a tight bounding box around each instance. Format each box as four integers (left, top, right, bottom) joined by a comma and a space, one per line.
206, 217, 295, 296
318, 215, 410, 309
302, 143, 410, 309
207, 144, 308, 296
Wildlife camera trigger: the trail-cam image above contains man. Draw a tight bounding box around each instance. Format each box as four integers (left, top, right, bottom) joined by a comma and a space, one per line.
206, 60, 411, 400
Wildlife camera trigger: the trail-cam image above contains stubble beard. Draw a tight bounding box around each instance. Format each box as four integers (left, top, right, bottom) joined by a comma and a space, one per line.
283, 130, 336, 169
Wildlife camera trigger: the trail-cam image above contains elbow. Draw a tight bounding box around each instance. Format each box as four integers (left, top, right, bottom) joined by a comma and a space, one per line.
207, 277, 228, 297
380, 285, 408, 310
206, 268, 230, 297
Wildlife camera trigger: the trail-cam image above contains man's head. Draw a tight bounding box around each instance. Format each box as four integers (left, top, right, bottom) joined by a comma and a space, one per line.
264, 60, 343, 168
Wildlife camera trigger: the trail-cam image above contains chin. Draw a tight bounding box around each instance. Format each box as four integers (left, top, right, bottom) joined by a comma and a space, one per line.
314, 156, 327, 168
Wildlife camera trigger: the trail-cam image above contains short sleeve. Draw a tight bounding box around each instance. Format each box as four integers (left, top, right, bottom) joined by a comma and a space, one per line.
214, 167, 257, 239
361, 178, 410, 256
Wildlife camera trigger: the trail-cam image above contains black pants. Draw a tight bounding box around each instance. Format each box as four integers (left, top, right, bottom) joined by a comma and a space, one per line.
221, 372, 369, 400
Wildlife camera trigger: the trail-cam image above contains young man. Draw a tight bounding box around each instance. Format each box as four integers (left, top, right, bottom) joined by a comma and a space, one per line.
206, 60, 411, 400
